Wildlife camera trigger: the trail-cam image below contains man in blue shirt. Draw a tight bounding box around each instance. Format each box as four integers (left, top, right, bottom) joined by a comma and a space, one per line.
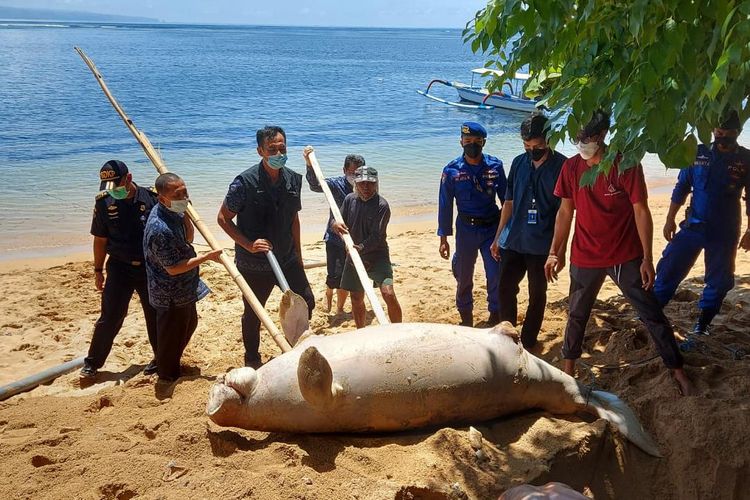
654, 111, 750, 335
438, 122, 506, 327
304, 148, 365, 315
490, 113, 566, 348
143, 173, 222, 382
217, 126, 315, 368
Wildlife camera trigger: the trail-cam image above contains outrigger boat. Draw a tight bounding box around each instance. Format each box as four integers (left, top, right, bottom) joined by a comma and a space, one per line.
417, 68, 540, 112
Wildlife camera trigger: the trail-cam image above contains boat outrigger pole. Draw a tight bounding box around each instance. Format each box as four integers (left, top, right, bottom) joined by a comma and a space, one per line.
74, 47, 292, 354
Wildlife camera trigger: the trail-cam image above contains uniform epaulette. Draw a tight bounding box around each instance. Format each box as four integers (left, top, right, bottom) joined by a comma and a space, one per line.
147, 186, 158, 195
95, 190, 110, 201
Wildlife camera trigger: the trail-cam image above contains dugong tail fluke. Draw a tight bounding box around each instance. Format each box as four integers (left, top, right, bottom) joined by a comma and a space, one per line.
584, 389, 662, 457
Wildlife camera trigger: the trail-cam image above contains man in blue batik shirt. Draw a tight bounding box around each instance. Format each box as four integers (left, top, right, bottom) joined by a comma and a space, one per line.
654, 111, 750, 335
490, 113, 566, 348
143, 173, 222, 383
303, 147, 365, 314
438, 122, 507, 327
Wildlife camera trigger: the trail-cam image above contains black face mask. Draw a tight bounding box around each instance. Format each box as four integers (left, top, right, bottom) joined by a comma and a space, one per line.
715, 136, 738, 148
527, 148, 547, 162
463, 143, 483, 159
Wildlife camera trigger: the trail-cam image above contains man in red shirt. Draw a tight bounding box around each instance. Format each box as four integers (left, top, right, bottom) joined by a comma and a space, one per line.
544, 111, 694, 396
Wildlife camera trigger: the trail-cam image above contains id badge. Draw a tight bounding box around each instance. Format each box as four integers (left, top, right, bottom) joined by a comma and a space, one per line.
527, 208, 538, 224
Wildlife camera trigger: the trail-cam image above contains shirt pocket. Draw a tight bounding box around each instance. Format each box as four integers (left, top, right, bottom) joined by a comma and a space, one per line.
454, 180, 474, 203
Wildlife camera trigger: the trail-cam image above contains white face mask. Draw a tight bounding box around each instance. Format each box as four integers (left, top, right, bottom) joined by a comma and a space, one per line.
166, 198, 189, 214
345, 174, 356, 187
577, 141, 600, 160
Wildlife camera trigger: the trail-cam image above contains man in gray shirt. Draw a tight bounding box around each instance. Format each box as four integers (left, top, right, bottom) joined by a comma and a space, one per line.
332, 166, 402, 328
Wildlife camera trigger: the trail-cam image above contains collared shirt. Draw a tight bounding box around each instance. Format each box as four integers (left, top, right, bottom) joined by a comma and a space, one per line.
500, 150, 566, 255
224, 162, 303, 272
305, 170, 353, 247
90, 183, 157, 263
437, 153, 506, 236
554, 154, 647, 268
671, 143, 750, 233
340, 192, 390, 262
143, 204, 210, 308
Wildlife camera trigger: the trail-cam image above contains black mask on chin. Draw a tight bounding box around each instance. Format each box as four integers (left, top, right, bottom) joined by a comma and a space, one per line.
463, 143, 483, 159
714, 136, 738, 148
528, 148, 547, 162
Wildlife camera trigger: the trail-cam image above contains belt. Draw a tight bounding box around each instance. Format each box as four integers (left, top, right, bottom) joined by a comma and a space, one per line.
111, 257, 143, 266
458, 213, 500, 227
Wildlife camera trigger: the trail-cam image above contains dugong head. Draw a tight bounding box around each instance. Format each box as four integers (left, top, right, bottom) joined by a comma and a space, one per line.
206, 367, 259, 426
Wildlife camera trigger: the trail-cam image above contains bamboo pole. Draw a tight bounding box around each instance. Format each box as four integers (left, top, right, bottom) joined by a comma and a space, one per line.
75, 47, 291, 353
307, 151, 389, 325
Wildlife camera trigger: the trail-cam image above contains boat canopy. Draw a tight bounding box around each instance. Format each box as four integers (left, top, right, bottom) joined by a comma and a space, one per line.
471, 68, 531, 80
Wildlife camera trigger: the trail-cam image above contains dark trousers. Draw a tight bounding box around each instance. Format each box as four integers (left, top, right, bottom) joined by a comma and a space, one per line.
325, 241, 347, 289
85, 259, 157, 369
452, 220, 500, 313
654, 225, 738, 312
498, 249, 548, 348
155, 301, 198, 380
239, 259, 315, 365
562, 258, 683, 369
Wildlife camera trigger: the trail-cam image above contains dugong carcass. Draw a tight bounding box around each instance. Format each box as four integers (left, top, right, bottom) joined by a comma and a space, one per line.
207, 323, 661, 456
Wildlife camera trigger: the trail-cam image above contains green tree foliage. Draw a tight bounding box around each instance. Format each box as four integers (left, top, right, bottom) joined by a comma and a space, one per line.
464, 0, 750, 175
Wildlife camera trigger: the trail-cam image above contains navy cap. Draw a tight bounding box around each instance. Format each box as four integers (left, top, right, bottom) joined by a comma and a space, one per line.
461, 121, 487, 138
719, 110, 742, 130
99, 160, 129, 190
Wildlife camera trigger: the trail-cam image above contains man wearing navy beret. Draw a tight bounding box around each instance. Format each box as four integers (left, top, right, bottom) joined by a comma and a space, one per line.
438, 122, 507, 326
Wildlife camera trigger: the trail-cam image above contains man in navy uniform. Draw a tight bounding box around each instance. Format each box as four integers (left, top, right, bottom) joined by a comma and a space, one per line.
438, 122, 506, 327
654, 111, 750, 335
80, 160, 158, 379
217, 125, 315, 368
303, 147, 365, 314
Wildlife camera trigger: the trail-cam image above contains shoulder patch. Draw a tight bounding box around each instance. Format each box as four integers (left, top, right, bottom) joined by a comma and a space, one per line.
95, 190, 109, 201
148, 186, 158, 195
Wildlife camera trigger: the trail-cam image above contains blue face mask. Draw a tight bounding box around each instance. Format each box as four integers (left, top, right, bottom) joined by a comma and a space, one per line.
267, 153, 288, 170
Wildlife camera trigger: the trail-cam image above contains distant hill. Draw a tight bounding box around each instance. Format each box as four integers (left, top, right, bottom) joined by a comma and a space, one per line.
0, 5, 159, 23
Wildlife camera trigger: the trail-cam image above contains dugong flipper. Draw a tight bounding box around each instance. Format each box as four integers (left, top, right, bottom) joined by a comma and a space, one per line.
207, 322, 662, 457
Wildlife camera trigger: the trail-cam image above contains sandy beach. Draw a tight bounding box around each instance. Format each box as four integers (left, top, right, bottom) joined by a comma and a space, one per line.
0, 193, 749, 499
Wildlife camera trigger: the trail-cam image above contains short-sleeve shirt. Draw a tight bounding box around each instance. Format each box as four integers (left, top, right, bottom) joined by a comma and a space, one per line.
143, 204, 210, 308
554, 154, 647, 268
499, 150, 566, 255
339, 192, 391, 263
437, 153, 506, 236
90, 184, 157, 262
224, 163, 303, 272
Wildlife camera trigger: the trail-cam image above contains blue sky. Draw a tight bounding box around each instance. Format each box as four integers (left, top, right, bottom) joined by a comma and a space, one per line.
3, 0, 487, 27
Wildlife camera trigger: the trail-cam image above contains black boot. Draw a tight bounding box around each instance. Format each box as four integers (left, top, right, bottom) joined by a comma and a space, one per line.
691, 308, 717, 335
487, 311, 500, 326
459, 310, 473, 327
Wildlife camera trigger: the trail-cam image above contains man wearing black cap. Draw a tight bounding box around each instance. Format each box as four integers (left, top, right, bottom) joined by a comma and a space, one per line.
80, 160, 159, 379
332, 166, 402, 328
654, 111, 750, 336
438, 122, 506, 327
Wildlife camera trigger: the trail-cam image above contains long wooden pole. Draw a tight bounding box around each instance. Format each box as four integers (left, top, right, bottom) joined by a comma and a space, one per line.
307, 151, 389, 324
75, 47, 291, 353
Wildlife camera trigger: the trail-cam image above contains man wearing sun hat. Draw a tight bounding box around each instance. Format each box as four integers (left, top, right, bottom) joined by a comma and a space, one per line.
438, 122, 506, 327
333, 166, 402, 328
80, 160, 159, 379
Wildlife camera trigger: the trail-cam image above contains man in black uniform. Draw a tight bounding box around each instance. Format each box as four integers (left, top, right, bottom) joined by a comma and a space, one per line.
217, 126, 315, 368
80, 160, 159, 379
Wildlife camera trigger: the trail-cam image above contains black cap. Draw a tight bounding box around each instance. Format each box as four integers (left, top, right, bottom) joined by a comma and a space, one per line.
99, 160, 129, 190
719, 110, 742, 131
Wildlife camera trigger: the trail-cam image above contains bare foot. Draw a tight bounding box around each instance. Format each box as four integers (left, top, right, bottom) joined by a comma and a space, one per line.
325, 288, 333, 313
563, 359, 576, 377
673, 368, 697, 396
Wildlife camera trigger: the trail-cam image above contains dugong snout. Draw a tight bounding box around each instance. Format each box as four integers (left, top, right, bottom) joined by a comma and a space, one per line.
206, 368, 258, 424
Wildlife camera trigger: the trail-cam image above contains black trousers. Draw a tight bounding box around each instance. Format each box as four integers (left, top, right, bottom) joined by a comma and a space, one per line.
498, 249, 548, 348
239, 258, 315, 365
155, 301, 198, 380
562, 258, 683, 369
85, 259, 157, 369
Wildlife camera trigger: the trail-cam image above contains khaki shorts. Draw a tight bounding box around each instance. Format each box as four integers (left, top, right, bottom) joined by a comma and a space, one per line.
340, 254, 394, 292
